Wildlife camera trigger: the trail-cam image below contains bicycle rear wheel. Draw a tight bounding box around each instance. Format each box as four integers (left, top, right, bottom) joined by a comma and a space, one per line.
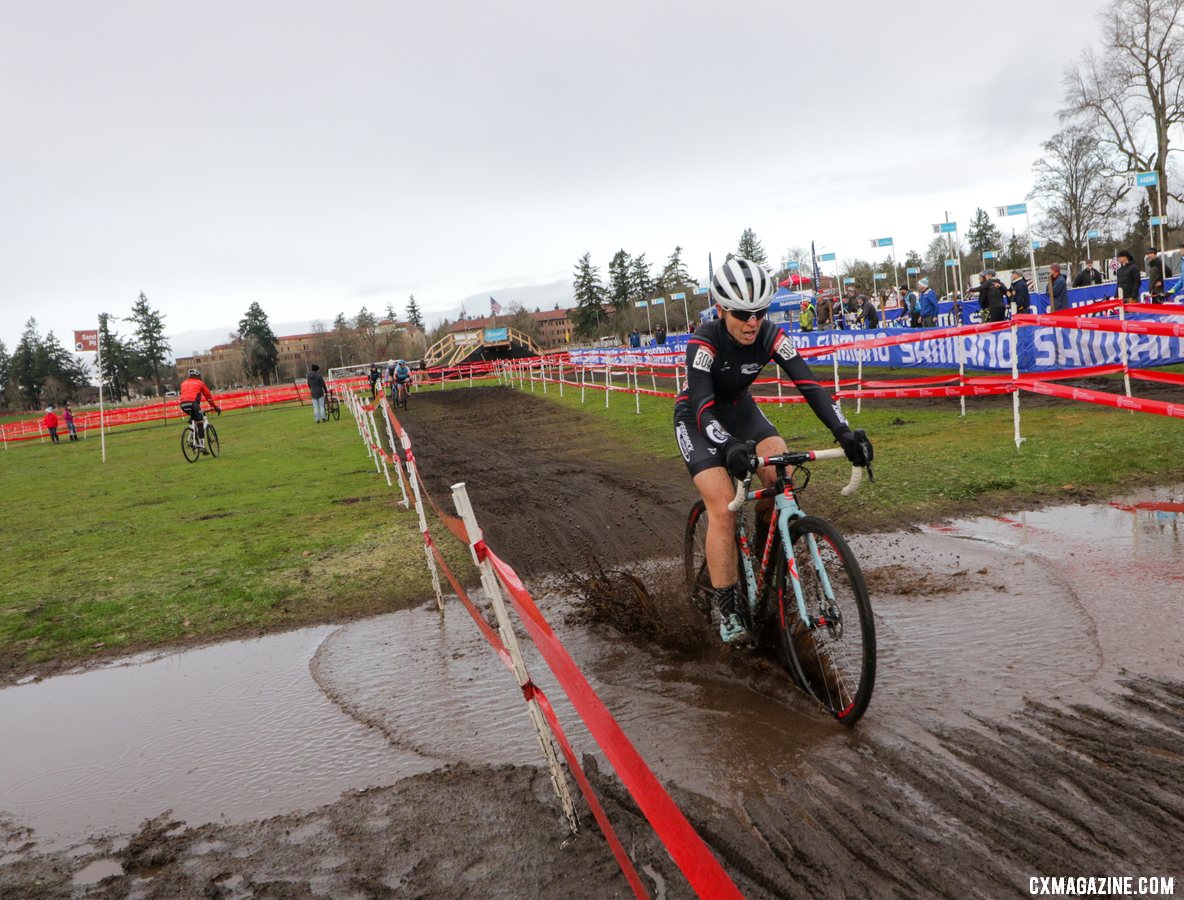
205, 425, 220, 458
683, 500, 752, 631
776, 516, 875, 724
329, 397, 340, 421
181, 427, 200, 463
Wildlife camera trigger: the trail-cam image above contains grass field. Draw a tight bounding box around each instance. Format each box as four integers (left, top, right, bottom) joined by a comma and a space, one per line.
514, 371, 1184, 528
0, 402, 472, 680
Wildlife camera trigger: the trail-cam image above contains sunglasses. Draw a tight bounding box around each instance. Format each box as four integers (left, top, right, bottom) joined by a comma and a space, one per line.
726, 308, 768, 322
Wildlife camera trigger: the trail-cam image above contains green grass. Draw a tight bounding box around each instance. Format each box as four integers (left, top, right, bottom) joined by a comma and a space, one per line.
0, 402, 471, 676
514, 371, 1184, 529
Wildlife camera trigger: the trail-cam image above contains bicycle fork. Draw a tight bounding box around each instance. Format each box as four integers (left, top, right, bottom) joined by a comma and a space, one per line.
773, 496, 841, 633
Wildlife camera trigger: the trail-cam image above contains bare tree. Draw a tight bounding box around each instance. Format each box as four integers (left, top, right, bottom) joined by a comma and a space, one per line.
1062, 0, 1184, 219
1033, 126, 1127, 264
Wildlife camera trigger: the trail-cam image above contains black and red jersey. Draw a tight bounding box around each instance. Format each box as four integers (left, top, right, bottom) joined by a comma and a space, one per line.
676, 317, 847, 446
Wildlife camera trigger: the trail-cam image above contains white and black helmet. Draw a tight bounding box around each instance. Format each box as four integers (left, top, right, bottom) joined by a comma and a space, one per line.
710, 257, 777, 311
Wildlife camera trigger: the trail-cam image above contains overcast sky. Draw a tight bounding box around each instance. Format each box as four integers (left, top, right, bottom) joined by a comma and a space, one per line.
1, 0, 1109, 353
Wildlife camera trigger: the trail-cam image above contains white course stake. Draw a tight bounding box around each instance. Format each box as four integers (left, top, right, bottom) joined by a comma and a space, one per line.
1120, 304, 1132, 401
450, 483, 579, 835
634, 366, 640, 414
580, 363, 586, 403
378, 397, 410, 507
604, 365, 610, 408
558, 361, 564, 398
1010, 319, 1023, 448
401, 430, 444, 610
366, 406, 392, 486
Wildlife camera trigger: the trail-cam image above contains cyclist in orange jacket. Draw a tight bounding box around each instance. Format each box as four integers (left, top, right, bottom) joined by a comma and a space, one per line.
178, 368, 221, 449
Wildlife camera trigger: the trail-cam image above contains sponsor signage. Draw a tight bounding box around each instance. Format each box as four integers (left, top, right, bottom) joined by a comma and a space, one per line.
997, 203, 1027, 217
74, 330, 99, 352
933, 222, 957, 233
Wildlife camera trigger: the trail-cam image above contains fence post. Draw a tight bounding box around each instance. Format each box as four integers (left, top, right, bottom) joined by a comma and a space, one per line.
378, 397, 410, 507
634, 366, 640, 414
580, 363, 586, 404
365, 405, 391, 485
957, 336, 967, 418
1010, 320, 1023, 449
559, 360, 564, 398
542, 359, 548, 394
832, 350, 842, 413
604, 365, 610, 409
855, 346, 864, 415
450, 483, 580, 835
1119, 304, 1132, 400
398, 430, 444, 610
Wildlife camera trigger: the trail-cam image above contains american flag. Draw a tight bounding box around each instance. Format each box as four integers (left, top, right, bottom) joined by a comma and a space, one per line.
490, 297, 502, 316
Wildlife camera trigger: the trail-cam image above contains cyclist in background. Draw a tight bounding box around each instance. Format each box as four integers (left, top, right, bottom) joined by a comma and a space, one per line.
393, 359, 412, 403
674, 257, 873, 643
367, 363, 381, 399
178, 368, 221, 450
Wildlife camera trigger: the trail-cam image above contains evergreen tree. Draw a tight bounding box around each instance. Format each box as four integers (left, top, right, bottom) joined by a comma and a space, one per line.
903, 250, 924, 284
10, 319, 42, 409
0, 340, 9, 408
658, 246, 695, 294
607, 249, 633, 313
571, 252, 606, 338
966, 208, 1004, 257
238, 302, 279, 385
97, 313, 135, 401
128, 292, 171, 397
406, 294, 424, 329
629, 253, 654, 302
736, 228, 768, 264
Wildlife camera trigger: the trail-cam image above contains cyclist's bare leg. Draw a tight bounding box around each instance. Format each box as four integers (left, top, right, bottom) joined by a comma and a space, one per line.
692, 467, 740, 589
753, 434, 787, 529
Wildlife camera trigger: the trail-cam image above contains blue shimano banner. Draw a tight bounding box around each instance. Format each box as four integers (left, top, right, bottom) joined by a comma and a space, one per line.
571, 318, 1184, 373
483, 327, 509, 342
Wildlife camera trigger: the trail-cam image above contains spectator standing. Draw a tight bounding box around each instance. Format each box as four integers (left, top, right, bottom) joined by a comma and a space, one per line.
798, 297, 816, 332
1010, 270, 1032, 314
629, 329, 641, 348
1049, 263, 1068, 311
43, 406, 60, 444
1073, 260, 1103, 287
968, 270, 1009, 322
62, 402, 78, 442
307, 364, 328, 423
859, 294, 880, 328
817, 293, 833, 329
1146, 248, 1166, 299
1115, 250, 1142, 302
654, 322, 667, 345
917, 278, 939, 326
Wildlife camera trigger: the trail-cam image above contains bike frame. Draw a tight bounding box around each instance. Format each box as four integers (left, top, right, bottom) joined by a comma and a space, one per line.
732, 452, 857, 633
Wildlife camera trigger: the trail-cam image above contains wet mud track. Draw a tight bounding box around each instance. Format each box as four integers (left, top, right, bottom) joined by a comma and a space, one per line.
3, 386, 1182, 897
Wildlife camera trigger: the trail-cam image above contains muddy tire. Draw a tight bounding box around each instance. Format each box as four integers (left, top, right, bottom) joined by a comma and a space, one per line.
777, 516, 875, 725
683, 500, 753, 632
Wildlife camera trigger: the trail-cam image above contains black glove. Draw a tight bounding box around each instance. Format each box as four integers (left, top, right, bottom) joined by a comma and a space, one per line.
837, 429, 873, 467
724, 440, 756, 480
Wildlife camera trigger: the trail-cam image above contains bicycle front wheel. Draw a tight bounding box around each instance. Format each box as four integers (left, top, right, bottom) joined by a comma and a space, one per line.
777, 516, 875, 724
205, 425, 220, 458
181, 427, 200, 463
330, 397, 340, 421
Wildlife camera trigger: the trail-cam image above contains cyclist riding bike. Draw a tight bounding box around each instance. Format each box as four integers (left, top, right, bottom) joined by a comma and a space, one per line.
178, 368, 221, 451
674, 257, 873, 643
392, 359, 412, 402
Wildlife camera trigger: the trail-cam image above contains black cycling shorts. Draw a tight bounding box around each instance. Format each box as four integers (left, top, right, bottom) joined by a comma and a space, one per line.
673, 395, 779, 477
179, 401, 203, 421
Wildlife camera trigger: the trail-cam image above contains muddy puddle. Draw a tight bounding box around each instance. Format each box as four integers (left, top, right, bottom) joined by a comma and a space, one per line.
2, 484, 1182, 896
0, 626, 434, 850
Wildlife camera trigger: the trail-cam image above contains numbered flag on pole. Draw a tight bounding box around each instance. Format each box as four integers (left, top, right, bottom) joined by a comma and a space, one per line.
74, 330, 99, 352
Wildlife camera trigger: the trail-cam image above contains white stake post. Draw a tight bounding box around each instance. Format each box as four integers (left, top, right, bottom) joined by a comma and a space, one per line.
97, 319, 107, 463
366, 406, 392, 486
558, 360, 564, 398
1010, 321, 1023, 448
378, 397, 410, 507
634, 366, 640, 414
604, 365, 610, 408
450, 482, 579, 834
401, 430, 444, 610
1120, 303, 1132, 401
580, 363, 586, 403
832, 349, 841, 412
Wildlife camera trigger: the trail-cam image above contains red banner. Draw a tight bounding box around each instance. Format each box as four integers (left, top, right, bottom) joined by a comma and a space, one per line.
74, 330, 98, 352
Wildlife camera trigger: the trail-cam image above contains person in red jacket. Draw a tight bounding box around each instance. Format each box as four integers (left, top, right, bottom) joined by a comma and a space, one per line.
178, 368, 221, 450
43, 406, 60, 444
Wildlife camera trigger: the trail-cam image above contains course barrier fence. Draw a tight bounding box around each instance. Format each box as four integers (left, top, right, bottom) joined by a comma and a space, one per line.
338, 387, 744, 898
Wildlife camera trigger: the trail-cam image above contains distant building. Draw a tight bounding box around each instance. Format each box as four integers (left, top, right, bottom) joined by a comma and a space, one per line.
449, 307, 573, 349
